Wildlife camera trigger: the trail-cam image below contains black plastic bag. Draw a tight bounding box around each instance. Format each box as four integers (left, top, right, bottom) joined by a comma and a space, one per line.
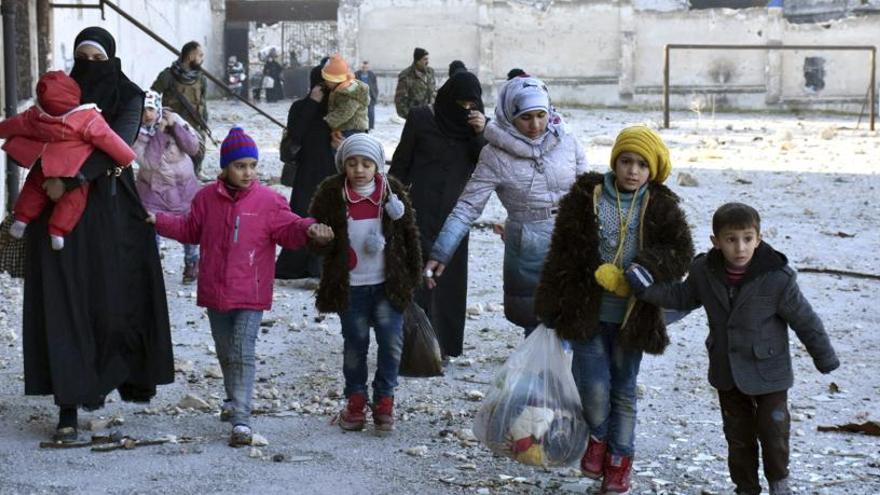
398, 303, 443, 377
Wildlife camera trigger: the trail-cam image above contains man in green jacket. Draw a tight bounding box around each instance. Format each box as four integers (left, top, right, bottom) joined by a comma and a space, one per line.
152, 41, 209, 177
394, 47, 436, 119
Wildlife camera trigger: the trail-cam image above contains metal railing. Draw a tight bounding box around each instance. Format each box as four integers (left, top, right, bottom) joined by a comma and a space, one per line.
51, 0, 287, 129
663, 43, 876, 131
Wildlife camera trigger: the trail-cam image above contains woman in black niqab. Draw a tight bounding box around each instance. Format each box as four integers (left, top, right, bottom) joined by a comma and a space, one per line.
275, 57, 336, 279
433, 71, 485, 139
389, 70, 487, 358
22, 26, 174, 443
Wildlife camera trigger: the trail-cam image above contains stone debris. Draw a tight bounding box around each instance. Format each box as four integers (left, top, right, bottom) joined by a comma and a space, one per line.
87, 416, 124, 431
403, 445, 429, 457
465, 390, 484, 401
466, 303, 484, 316
677, 172, 699, 187
251, 434, 269, 447
177, 393, 211, 411
204, 365, 223, 379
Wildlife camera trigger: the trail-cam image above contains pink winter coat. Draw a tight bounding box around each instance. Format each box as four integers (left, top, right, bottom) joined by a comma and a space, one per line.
134, 113, 201, 214
155, 180, 316, 311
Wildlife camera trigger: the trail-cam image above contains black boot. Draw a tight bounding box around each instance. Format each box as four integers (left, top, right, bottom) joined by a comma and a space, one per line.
53, 406, 78, 443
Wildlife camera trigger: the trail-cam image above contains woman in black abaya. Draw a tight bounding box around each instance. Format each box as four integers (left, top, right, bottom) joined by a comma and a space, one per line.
275, 59, 337, 279
389, 71, 487, 357
23, 27, 174, 441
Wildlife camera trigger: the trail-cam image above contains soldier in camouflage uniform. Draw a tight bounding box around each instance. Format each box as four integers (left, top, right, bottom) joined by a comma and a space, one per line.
152, 41, 209, 177
394, 47, 436, 119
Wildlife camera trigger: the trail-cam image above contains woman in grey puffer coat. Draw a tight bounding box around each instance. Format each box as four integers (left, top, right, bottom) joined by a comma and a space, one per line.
425, 77, 588, 334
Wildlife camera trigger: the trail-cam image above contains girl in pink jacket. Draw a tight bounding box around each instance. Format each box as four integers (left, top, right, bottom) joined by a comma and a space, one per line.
134, 90, 202, 284
148, 127, 334, 447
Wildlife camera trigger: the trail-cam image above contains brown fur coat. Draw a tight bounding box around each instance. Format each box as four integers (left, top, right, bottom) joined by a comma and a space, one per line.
309, 174, 422, 313
534, 172, 694, 354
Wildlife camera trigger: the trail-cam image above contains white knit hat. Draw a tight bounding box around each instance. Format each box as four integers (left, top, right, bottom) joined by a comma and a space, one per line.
335, 133, 385, 172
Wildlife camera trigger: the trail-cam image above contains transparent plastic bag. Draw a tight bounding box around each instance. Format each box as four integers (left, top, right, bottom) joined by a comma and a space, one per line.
473, 325, 587, 467
398, 303, 443, 377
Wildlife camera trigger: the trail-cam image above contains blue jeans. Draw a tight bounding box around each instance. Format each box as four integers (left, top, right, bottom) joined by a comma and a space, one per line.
206, 309, 262, 426
571, 322, 643, 456
156, 235, 198, 266
339, 284, 404, 400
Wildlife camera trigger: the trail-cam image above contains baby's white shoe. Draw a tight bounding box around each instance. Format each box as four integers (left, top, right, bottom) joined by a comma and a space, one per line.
9, 220, 27, 239
50, 235, 64, 250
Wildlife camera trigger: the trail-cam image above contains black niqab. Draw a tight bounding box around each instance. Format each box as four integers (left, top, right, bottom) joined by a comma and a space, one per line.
307, 57, 330, 110
68, 27, 141, 122
433, 71, 484, 139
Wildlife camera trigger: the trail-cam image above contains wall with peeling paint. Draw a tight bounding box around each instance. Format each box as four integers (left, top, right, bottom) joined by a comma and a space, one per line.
51, 0, 224, 94
341, 0, 879, 113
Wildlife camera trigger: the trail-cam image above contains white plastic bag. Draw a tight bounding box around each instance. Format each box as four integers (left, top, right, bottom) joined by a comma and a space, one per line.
473, 325, 587, 467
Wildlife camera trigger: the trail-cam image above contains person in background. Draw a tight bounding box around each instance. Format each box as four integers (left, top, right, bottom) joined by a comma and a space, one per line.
394, 47, 436, 119
133, 90, 201, 284
507, 68, 528, 80
390, 70, 487, 359
226, 55, 246, 100
355, 60, 379, 131
448, 60, 467, 78
275, 58, 337, 280
321, 54, 370, 142
152, 41, 209, 178
263, 50, 285, 103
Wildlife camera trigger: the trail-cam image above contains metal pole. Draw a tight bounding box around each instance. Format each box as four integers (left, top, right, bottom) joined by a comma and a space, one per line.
663, 44, 670, 129
2, 1, 21, 213
97, 0, 286, 129
870, 47, 876, 131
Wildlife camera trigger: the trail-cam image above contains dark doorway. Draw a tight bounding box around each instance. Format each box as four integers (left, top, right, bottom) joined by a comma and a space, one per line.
804, 56, 826, 92
225, 21, 250, 94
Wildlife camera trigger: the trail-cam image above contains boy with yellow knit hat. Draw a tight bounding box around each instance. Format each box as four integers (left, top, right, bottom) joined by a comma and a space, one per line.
321, 54, 370, 143
534, 125, 694, 493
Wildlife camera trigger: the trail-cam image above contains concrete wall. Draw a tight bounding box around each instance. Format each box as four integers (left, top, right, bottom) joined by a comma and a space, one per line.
51, 0, 224, 94
341, 0, 879, 113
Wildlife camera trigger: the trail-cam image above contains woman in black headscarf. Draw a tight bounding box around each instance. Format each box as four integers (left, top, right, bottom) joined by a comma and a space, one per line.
23, 27, 174, 442
389, 71, 487, 358
275, 58, 339, 279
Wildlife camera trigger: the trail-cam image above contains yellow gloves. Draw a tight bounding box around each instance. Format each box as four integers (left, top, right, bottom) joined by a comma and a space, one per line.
594, 263, 632, 298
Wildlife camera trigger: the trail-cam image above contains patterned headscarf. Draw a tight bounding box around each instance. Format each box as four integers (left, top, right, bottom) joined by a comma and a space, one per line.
140, 90, 164, 136
494, 76, 565, 145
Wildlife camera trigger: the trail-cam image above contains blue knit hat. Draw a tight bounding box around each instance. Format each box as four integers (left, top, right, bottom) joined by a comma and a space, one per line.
220, 126, 258, 168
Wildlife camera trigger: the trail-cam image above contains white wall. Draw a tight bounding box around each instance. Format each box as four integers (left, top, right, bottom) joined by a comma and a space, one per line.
51, 0, 221, 93
344, 0, 880, 113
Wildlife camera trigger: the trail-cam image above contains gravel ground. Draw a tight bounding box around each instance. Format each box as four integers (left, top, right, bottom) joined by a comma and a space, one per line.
0, 100, 878, 494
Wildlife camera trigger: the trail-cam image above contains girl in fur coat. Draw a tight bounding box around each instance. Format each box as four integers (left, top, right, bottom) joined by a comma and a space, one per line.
309, 134, 422, 434
534, 126, 694, 493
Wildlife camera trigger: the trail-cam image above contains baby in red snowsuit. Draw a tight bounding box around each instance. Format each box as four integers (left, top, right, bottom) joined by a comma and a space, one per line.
0, 70, 136, 249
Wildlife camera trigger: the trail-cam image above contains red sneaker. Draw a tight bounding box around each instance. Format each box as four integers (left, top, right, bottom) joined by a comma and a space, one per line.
372, 396, 394, 432
601, 453, 633, 494
580, 435, 608, 479
338, 393, 367, 431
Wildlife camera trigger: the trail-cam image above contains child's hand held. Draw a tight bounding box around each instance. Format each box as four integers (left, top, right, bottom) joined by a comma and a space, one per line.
624, 263, 654, 294
145, 213, 156, 224
308, 223, 334, 245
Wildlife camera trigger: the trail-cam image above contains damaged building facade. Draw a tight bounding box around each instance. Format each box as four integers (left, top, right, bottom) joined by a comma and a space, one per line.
337, 0, 880, 113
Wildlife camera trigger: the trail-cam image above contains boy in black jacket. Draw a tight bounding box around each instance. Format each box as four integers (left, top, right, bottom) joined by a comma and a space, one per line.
626, 202, 839, 495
